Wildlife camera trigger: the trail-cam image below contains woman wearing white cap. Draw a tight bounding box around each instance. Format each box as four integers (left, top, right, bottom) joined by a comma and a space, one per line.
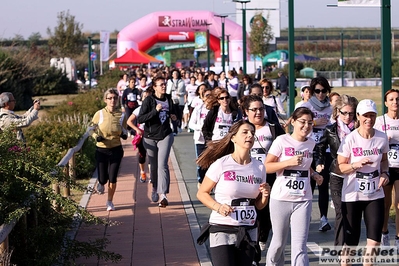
337, 99, 389, 261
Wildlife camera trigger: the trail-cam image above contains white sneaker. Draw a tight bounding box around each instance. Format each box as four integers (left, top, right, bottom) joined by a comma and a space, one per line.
319, 216, 332, 232
259, 241, 267, 251
330, 200, 335, 209
97, 182, 105, 194
381, 233, 390, 246
106, 201, 115, 211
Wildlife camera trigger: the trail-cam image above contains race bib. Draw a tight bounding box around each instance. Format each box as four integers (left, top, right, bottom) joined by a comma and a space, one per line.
218, 125, 230, 138
311, 128, 324, 143
251, 148, 266, 163
127, 93, 137, 101
230, 206, 257, 225
355, 170, 379, 195
388, 144, 399, 167
283, 170, 309, 197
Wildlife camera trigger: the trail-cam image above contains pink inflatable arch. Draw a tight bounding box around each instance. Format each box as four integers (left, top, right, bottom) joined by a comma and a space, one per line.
117, 11, 247, 63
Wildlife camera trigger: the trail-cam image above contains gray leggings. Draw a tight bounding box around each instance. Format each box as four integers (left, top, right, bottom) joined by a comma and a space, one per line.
143, 133, 174, 194
266, 199, 312, 266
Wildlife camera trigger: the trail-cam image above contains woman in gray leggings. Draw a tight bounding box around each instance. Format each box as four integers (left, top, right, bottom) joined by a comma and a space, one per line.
264, 107, 323, 266
137, 77, 177, 208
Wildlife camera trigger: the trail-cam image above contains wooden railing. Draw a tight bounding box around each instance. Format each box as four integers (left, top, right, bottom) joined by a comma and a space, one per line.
0, 125, 95, 265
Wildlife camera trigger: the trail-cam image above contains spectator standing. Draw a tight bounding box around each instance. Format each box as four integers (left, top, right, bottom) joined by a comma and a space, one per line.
137, 77, 177, 207
91, 89, 127, 211
0, 92, 40, 143
196, 120, 270, 266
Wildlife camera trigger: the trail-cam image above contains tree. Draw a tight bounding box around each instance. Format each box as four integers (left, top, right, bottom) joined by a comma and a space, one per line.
249, 12, 274, 58
47, 10, 84, 57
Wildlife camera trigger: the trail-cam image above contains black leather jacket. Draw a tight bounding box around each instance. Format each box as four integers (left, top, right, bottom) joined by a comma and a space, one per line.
314, 123, 341, 171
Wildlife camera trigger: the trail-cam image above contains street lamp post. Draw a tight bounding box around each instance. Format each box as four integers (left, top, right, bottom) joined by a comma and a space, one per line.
226, 34, 230, 68
233, 0, 251, 75
340, 31, 345, 87
207, 26, 211, 71
88, 37, 92, 89
381, 0, 392, 112
215, 14, 228, 73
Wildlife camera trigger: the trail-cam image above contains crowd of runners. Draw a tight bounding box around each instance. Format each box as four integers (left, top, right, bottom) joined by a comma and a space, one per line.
90, 65, 399, 266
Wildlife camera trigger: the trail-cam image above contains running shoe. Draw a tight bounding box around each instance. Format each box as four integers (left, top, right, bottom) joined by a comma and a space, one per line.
259, 241, 267, 251
319, 216, 332, 232
140, 172, 146, 183
381, 233, 390, 246
106, 201, 115, 211
151, 188, 159, 202
97, 182, 105, 194
159, 198, 168, 208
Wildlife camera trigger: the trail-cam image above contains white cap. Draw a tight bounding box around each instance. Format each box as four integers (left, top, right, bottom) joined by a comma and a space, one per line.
356, 99, 377, 115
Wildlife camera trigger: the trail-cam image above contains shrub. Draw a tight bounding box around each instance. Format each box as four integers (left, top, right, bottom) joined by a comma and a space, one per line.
0, 130, 121, 265
24, 115, 96, 179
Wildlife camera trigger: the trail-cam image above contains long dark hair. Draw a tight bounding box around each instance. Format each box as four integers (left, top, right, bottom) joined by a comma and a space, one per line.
197, 120, 254, 169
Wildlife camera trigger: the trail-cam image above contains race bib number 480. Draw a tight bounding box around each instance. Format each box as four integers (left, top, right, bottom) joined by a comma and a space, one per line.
230, 206, 257, 225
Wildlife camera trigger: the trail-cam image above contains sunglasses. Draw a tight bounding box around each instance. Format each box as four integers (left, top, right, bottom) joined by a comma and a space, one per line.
314, 88, 328, 94
218, 96, 230, 101
106, 97, 118, 100
248, 107, 265, 113
156, 83, 166, 87
262, 86, 271, 90
339, 110, 355, 116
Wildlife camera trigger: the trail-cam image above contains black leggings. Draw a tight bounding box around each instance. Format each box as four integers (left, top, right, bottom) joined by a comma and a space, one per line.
311, 152, 332, 218
96, 146, 124, 184
137, 139, 146, 164
210, 244, 255, 266
342, 198, 384, 245
330, 174, 344, 246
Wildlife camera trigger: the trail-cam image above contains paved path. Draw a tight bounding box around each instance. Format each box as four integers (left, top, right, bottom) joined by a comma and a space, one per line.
75, 132, 398, 265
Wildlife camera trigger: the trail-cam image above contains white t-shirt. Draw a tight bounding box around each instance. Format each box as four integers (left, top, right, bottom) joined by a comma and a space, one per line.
263, 95, 286, 117
268, 134, 316, 202
301, 101, 332, 144
132, 106, 144, 131
186, 84, 198, 105
188, 103, 209, 144
212, 108, 233, 140
190, 96, 203, 110
207, 154, 266, 226
337, 129, 389, 202
251, 123, 273, 164
374, 114, 399, 168
227, 77, 239, 98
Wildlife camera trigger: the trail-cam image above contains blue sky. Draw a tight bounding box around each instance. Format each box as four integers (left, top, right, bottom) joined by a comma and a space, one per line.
0, 0, 398, 39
